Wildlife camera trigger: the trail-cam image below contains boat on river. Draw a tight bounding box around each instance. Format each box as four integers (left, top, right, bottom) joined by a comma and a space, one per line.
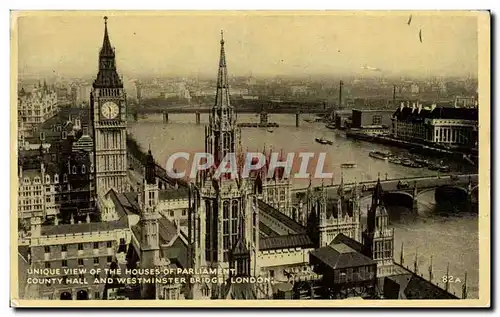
388, 157, 402, 165
315, 137, 333, 145
341, 163, 357, 168
439, 165, 451, 172
267, 128, 274, 133
326, 124, 336, 130
428, 164, 440, 171
402, 159, 423, 168
369, 151, 390, 161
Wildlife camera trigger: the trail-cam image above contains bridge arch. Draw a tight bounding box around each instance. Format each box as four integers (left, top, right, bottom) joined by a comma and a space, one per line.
60, 291, 72, 300
434, 185, 470, 214
383, 191, 414, 210
76, 290, 89, 300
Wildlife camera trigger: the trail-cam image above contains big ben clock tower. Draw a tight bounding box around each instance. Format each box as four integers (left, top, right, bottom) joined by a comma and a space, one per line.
90, 17, 128, 195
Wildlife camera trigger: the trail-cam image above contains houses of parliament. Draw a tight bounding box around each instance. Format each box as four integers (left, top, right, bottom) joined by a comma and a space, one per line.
18, 17, 417, 301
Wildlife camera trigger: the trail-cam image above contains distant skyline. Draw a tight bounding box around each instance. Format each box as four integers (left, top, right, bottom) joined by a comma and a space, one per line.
16, 12, 479, 80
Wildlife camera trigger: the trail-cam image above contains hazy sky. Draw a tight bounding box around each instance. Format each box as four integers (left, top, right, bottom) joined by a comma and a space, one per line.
16, 12, 479, 79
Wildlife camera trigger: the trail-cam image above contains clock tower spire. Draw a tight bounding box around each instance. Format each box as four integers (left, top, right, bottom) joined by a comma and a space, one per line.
91, 16, 129, 196
93, 16, 123, 89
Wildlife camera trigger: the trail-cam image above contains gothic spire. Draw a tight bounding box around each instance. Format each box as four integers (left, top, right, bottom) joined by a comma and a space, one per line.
100, 16, 114, 57
145, 148, 156, 185
93, 16, 123, 89
206, 31, 237, 168
214, 30, 231, 111
337, 171, 345, 198
372, 176, 384, 206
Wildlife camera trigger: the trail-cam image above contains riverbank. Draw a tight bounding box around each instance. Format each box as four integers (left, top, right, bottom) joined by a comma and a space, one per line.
345, 130, 478, 165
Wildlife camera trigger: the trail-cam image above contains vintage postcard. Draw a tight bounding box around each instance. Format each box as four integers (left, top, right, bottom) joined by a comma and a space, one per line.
10, 11, 490, 308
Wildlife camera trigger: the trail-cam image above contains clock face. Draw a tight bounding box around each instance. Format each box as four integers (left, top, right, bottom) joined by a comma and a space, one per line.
101, 101, 119, 120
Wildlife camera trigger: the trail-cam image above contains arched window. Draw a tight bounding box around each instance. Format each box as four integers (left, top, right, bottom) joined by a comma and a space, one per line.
232, 200, 239, 218
223, 200, 230, 219
63, 174, 68, 183
72, 166, 76, 174
34, 177, 40, 184
54, 174, 59, 183
24, 177, 30, 184
82, 165, 86, 174
45, 175, 50, 184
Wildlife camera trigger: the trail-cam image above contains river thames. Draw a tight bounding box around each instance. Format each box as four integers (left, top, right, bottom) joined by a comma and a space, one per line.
128, 113, 479, 299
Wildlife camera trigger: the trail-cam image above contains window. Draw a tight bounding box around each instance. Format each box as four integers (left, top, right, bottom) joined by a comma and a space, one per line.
40, 132, 45, 141
46, 197, 50, 203
61, 245, 67, 252
63, 174, 68, 183
94, 257, 99, 264
106, 256, 112, 263
106, 241, 112, 248
44, 246, 50, 253
94, 242, 99, 249
182, 209, 187, 216
78, 243, 83, 251
62, 260, 68, 267
269, 270, 274, 278
62, 131, 67, 139
372, 115, 382, 126
78, 259, 84, 266
72, 166, 76, 174
169, 211, 174, 217
45, 262, 50, 269
54, 174, 59, 183
82, 165, 86, 174
45, 175, 50, 184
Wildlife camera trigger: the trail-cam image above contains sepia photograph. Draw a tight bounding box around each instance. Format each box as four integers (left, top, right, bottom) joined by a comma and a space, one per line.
10, 11, 490, 307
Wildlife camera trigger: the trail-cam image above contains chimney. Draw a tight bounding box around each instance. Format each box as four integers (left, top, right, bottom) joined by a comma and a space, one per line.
54, 217, 59, 226
412, 103, 416, 113
86, 213, 91, 223
70, 214, 75, 225
400, 102, 404, 111
175, 218, 180, 235
418, 104, 422, 114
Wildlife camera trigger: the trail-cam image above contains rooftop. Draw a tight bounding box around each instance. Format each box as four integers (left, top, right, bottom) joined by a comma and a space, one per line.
158, 187, 190, 201
257, 200, 306, 235
393, 106, 478, 122
260, 233, 314, 251
41, 218, 128, 236
311, 239, 376, 270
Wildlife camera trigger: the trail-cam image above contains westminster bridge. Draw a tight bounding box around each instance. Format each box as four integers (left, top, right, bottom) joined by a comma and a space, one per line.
292, 173, 479, 214
130, 106, 332, 127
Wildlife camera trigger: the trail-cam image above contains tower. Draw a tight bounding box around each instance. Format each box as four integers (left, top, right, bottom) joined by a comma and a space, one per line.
90, 17, 128, 196
362, 178, 395, 276
193, 33, 259, 299
205, 31, 238, 165
139, 149, 161, 299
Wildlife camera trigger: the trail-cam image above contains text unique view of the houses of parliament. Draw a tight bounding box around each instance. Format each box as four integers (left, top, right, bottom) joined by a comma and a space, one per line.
15, 13, 484, 304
